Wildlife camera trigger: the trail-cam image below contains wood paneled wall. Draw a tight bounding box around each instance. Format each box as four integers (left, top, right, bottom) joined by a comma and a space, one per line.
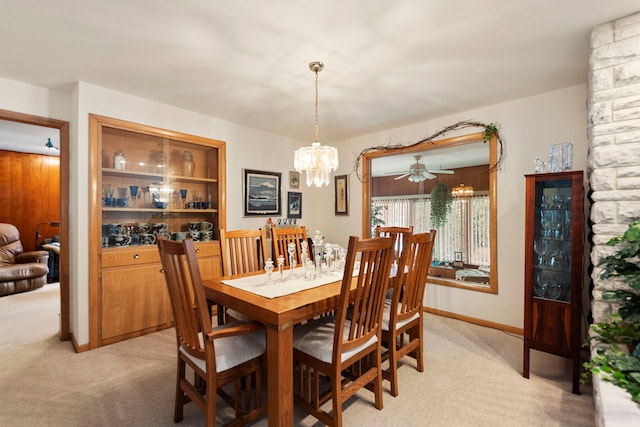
372, 164, 489, 197
0, 150, 60, 251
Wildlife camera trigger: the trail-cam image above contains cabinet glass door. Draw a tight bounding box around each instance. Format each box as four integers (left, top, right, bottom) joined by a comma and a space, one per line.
532, 179, 573, 303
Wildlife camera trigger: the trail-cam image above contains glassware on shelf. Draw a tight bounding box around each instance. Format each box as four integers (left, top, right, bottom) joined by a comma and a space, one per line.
149, 182, 173, 209
113, 150, 126, 170
129, 185, 139, 208
534, 271, 547, 297
534, 156, 546, 173
181, 151, 195, 177
180, 189, 188, 208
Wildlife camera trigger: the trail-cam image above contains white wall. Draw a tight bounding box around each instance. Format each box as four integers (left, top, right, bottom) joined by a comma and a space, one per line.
0, 75, 590, 341
324, 85, 589, 329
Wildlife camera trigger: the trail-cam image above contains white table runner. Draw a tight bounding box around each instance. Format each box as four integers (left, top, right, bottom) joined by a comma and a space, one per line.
221, 267, 348, 299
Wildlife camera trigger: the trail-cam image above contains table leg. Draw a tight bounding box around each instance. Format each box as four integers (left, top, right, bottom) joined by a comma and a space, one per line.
267, 325, 293, 427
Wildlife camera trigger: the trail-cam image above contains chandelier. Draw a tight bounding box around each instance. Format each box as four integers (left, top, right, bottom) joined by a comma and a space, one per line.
293, 61, 339, 187
451, 184, 474, 197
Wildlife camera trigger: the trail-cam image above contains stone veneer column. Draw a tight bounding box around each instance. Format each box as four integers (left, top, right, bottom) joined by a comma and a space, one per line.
589, 12, 640, 324
588, 11, 640, 427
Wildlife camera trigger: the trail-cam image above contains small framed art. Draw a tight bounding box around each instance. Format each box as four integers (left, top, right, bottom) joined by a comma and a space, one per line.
289, 171, 300, 189
287, 191, 302, 219
243, 169, 281, 216
334, 174, 349, 216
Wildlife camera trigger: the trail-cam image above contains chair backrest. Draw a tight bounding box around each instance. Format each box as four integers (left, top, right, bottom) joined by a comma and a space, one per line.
157, 237, 211, 361
375, 225, 413, 262
0, 223, 24, 264
390, 230, 437, 323
271, 226, 309, 266
219, 228, 268, 275
334, 235, 395, 360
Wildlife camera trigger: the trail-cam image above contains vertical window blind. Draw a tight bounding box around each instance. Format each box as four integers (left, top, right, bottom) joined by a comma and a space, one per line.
372, 193, 490, 266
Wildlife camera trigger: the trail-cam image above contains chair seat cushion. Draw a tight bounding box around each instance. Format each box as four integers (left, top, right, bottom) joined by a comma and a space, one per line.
293, 316, 377, 364
180, 328, 265, 373
381, 300, 419, 332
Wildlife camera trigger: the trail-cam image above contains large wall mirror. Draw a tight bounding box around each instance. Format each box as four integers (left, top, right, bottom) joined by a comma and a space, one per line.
361, 131, 498, 293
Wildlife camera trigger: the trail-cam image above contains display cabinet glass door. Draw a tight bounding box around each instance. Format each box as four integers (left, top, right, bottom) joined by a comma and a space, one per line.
532, 181, 573, 302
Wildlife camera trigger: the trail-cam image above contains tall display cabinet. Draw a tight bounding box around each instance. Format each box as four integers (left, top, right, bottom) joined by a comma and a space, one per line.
522, 170, 583, 394
89, 115, 226, 348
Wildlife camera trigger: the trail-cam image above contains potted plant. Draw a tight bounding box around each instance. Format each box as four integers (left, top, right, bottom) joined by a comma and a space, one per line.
430, 182, 452, 228
584, 221, 640, 403
371, 204, 387, 237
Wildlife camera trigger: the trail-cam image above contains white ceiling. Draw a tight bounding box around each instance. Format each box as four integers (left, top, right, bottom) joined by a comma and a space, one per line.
0, 1, 637, 159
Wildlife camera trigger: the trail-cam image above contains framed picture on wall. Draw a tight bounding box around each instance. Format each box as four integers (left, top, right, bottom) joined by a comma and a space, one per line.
289, 171, 300, 189
243, 169, 281, 216
334, 174, 349, 216
287, 191, 302, 219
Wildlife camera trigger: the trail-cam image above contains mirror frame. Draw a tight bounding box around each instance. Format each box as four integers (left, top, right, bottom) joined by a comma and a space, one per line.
361, 131, 498, 294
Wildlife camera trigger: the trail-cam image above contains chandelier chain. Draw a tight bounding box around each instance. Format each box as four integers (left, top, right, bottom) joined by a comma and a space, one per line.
314, 68, 319, 142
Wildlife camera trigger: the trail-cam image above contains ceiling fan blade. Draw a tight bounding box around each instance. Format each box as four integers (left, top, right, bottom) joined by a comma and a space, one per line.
384, 171, 411, 176
394, 173, 411, 180
423, 172, 437, 179
427, 169, 454, 174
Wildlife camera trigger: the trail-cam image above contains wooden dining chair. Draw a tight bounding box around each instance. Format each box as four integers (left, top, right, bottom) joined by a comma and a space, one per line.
219, 228, 269, 276
381, 230, 436, 397
375, 225, 413, 263
271, 225, 309, 267
157, 237, 267, 427
218, 228, 269, 323
292, 235, 395, 427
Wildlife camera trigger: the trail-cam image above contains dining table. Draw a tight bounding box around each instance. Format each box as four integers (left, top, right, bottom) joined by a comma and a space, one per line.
202, 267, 350, 427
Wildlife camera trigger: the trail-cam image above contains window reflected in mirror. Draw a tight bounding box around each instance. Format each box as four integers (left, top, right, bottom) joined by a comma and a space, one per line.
362, 131, 497, 293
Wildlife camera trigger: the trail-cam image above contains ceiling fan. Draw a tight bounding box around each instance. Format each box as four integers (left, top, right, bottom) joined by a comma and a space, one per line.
385, 155, 454, 182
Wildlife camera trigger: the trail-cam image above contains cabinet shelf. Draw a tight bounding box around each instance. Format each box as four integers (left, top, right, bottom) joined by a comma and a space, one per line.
102, 167, 218, 183
102, 207, 218, 214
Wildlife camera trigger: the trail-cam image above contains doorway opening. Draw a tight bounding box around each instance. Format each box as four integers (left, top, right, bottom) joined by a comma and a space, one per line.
0, 108, 70, 341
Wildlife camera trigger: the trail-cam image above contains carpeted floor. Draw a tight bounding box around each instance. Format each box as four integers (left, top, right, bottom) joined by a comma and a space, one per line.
0, 283, 595, 426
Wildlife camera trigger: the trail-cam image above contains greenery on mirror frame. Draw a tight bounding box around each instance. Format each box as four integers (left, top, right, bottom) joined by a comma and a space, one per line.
352, 120, 505, 183
583, 221, 640, 404
430, 182, 452, 229
371, 204, 387, 237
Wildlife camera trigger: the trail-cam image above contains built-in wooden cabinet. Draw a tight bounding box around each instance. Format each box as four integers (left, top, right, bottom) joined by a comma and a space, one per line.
523, 171, 583, 394
89, 115, 226, 348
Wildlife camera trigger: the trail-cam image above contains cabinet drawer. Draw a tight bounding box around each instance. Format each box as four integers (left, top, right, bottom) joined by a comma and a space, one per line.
102, 246, 160, 268
193, 241, 221, 258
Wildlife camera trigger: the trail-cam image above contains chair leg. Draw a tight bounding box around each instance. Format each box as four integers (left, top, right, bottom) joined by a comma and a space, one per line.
388, 342, 399, 397
413, 323, 424, 372
332, 374, 342, 427
374, 347, 384, 409
205, 371, 217, 427
175, 357, 186, 422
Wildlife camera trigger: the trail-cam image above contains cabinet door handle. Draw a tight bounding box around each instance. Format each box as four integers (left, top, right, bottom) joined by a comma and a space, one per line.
195, 248, 200, 253
159, 268, 165, 273
133, 254, 140, 259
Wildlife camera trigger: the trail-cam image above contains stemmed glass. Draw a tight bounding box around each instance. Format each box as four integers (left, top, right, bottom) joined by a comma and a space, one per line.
129, 185, 139, 208
180, 189, 188, 209
142, 186, 150, 208
287, 242, 297, 276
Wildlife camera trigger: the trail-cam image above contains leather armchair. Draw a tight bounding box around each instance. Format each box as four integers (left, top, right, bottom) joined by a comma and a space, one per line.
0, 223, 49, 296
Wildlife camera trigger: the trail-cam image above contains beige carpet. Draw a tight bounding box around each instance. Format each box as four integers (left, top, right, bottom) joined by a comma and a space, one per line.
0, 283, 595, 426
